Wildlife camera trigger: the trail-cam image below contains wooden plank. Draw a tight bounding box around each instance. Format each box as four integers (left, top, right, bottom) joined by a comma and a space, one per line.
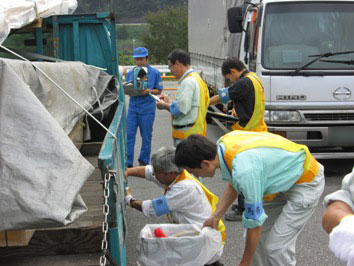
80, 181, 103, 193
0, 228, 101, 257
80, 143, 102, 157
0, 232, 6, 247
6, 230, 35, 247
87, 169, 102, 181
68, 120, 84, 150
0, 253, 101, 266
0, 153, 105, 255
84, 156, 100, 167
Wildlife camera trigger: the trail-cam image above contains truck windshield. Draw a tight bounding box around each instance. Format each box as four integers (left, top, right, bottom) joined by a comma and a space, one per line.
262, 2, 354, 70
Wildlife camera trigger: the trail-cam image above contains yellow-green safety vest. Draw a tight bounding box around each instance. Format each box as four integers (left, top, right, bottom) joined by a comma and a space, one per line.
175, 170, 226, 243
172, 72, 210, 140
218, 131, 319, 201
232, 72, 268, 132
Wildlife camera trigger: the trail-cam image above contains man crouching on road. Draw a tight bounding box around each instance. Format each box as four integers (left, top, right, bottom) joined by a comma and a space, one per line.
124, 146, 225, 266
174, 132, 325, 266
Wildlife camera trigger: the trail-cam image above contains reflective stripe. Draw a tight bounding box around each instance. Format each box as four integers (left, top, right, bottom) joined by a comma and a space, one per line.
172, 72, 210, 139
232, 72, 268, 132
218, 87, 230, 104
152, 196, 170, 216
170, 101, 182, 117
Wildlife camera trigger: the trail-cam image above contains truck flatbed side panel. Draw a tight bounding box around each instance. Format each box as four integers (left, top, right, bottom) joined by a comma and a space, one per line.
97, 72, 127, 265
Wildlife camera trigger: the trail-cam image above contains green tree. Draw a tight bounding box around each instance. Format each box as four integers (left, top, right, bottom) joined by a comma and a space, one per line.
115, 0, 187, 23
142, 5, 187, 64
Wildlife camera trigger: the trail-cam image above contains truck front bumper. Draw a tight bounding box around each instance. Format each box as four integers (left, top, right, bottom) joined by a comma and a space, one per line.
268, 125, 354, 159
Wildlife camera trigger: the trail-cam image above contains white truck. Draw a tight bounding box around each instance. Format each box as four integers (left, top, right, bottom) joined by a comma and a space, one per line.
189, 0, 354, 158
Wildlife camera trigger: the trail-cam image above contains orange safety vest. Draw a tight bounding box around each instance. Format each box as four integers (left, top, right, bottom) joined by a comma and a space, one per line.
175, 170, 226, 243
231, 72, 268, 132
172, 72, 210, 140
218, 131, 319, 201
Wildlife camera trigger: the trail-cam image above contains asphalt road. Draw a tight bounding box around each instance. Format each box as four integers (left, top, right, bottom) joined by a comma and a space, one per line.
125, 85, 353, 266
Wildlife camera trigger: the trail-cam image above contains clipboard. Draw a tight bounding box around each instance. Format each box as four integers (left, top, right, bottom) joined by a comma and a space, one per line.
148, 93, 162, 102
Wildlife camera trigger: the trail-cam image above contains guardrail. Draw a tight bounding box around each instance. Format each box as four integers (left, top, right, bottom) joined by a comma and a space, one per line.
125, 65, 171, 76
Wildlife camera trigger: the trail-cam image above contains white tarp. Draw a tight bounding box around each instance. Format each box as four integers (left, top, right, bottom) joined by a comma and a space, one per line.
0, 57, 119, 230
4, 58, 115, 135
0, 58, 96, 230
0, 0, 77, 45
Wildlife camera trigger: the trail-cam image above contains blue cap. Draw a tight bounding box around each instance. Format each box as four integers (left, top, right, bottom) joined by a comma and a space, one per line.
133, 47, 148, 58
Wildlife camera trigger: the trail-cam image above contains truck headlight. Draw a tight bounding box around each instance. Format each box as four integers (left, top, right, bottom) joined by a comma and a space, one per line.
264, 110, 270, 122
266, 111, 301, 122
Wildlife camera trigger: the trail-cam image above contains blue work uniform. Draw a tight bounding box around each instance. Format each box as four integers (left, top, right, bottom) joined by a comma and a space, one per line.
126, 65, 163, 166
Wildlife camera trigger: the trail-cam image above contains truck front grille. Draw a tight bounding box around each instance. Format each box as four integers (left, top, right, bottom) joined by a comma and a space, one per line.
304, 113, 354, 121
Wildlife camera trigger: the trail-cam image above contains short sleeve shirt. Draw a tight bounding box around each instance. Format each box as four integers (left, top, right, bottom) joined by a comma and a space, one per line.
126, 65, 163, 113
141, 166, 212, 224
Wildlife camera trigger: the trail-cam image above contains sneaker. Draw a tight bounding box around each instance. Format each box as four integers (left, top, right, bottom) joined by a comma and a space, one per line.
138, 160, 147, 166
224, 208, 243, 221
231, 204, 238, 211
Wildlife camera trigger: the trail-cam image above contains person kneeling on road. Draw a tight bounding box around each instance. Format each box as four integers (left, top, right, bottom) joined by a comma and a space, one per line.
124, 146, 225, 266
322, 167, 354, 266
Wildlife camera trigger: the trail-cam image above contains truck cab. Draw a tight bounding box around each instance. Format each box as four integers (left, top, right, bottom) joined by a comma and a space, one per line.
227, 0, 354, 157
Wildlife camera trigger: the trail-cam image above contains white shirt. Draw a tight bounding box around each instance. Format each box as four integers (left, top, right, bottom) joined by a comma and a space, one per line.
324, 167, 354, 211
141, 165, 212, 225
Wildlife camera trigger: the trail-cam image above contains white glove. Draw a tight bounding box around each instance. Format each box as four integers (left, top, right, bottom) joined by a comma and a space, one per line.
125, 194, 134, 206
329, 215, 354, 264
125, 187, 135, 206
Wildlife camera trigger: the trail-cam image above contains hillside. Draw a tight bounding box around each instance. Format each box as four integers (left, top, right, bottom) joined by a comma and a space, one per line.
75, 0, 187, 23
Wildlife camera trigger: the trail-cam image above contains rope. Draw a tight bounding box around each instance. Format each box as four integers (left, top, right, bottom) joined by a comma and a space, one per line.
0, 44, 116, 139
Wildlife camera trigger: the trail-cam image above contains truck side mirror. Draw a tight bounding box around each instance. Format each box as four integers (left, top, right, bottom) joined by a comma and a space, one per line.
228, 7, 243, 33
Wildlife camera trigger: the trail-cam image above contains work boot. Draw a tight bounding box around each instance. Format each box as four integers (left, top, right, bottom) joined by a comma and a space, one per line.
138, 160, 147, 166
224, 208, 243, 221
231, 204, 238, 211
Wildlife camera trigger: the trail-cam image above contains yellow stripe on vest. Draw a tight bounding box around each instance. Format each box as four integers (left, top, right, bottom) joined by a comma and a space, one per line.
219, 131, 319, 201
232, 72, 268, 132
175, 170, 226, 243
172, 72, 210, 139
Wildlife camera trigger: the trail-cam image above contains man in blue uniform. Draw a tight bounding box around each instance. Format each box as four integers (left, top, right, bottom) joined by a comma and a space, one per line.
126, 47, 163, 167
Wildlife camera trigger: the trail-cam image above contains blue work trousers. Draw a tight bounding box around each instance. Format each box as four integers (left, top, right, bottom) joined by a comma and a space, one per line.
126, 107, 155, 166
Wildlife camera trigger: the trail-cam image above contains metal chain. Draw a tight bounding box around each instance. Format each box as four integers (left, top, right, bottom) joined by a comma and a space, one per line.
100, 170, 112, 266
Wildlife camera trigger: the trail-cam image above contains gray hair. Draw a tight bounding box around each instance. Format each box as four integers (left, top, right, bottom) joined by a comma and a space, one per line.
151, 146, 183, 174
